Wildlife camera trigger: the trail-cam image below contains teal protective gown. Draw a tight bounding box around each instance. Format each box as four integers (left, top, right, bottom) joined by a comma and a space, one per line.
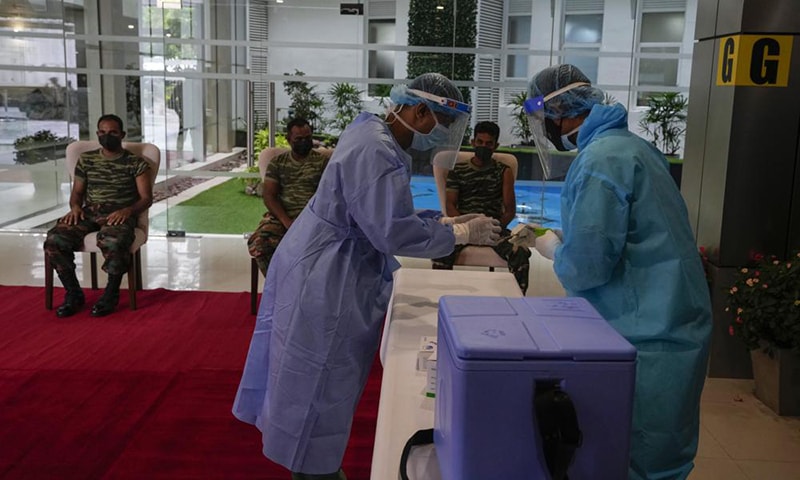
232, 113, 456, 474
552, 103, 711, 480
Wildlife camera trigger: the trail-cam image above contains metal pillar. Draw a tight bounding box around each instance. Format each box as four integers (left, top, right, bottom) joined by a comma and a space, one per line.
683, 0, 800, 378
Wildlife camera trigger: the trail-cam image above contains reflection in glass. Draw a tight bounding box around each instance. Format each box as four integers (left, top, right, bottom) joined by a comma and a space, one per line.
0, 0, 700, 235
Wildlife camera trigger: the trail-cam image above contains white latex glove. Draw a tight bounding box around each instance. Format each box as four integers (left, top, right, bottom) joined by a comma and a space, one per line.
535, 229, 562, 260
453, 217, 501, 246
439, 213, 484, 225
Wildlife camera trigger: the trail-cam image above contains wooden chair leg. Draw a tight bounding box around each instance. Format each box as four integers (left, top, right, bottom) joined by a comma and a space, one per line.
251, 258, 259, 315
90, 252, 98, 289
135, 250, 143, 290
45, 255, 53, 310
128, 253, 137, 310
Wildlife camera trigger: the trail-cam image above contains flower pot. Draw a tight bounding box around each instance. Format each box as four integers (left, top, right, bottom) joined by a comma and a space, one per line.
750, 348, 800, 416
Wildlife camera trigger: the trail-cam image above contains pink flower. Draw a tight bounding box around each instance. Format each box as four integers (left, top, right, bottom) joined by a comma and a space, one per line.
729, 325, 735, 336
736, 317, 743, 324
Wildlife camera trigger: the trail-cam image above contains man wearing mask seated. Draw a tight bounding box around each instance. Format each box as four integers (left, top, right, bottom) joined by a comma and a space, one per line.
432, 121, 531, 294
248, 117, 330, 277
44, 114, 152, 317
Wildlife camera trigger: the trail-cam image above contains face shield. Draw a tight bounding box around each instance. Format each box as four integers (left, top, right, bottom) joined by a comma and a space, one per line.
524, 82, 589, 180
406, 89, 471, 170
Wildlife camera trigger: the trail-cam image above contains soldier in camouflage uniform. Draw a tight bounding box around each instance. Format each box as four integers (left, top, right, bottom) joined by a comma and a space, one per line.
248, 118, 330, 276
44, 114, 152, 318
432, 121, 532, 293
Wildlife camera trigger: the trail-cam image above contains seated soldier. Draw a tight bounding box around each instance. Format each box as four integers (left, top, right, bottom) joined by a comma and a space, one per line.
432, 121, 531, 294
44, 114, 153, 317
248, 117, 330, 276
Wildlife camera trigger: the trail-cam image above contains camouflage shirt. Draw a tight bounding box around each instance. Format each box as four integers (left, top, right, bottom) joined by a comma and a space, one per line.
445, 157, 508, 221
264, 150, 329, 218
75, 149, 150, 208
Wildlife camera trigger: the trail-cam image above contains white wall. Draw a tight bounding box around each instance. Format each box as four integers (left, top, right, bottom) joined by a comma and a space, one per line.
267, 2, 365, 118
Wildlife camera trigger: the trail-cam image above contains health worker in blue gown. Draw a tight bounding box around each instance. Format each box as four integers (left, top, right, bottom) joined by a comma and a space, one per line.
232, 73, 501, 480
525, 64, 712, 480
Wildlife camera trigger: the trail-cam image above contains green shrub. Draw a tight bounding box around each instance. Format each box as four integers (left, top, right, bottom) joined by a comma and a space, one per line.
727, 251, 800, 355
13, 130, 74, 164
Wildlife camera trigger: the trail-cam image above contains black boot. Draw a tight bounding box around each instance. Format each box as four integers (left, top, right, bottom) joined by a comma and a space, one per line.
91, 274, 122, 317
56, 269, 85, 318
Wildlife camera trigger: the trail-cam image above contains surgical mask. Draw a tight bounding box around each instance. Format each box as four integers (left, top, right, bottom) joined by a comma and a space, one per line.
98, 134, 122, 151
411, 121, 450, 152
292, 138, 313, 157
392, 106, 451, 152
544, 118, 567, 151
560, 126, 580, 151
474, 146, 494, 163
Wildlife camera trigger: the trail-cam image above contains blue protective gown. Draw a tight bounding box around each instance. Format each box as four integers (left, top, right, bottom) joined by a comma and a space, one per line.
232, 112, 456, 474
552, 104, 712, 480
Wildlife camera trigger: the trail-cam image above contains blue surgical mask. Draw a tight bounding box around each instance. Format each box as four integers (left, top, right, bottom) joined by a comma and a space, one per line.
560, 126, 580, 151
391, 105, 452, 152
411, 122, 450, 151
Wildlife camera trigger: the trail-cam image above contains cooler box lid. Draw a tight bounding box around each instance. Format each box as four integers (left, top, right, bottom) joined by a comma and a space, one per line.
438, 296, 636, 361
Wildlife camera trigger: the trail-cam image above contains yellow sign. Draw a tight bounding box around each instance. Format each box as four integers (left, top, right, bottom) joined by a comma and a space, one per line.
716, 35, 793, 86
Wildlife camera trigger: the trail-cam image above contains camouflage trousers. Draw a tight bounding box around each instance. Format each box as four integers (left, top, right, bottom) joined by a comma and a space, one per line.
247, 212, 288, 277
432, 229, 532, 294
43, 203, 137, 277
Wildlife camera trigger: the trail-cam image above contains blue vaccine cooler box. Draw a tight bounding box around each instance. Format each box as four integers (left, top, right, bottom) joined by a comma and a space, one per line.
434, 296, 637, 480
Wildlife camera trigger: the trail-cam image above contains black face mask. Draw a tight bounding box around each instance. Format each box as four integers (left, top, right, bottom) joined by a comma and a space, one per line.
474, 146, 494, 163
544, 118, 568, 151
292, 138, 313, 157
98, 134, 123, 151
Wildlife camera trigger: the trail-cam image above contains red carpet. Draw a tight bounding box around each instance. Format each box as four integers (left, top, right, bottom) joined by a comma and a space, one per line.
0, 286, 382, 480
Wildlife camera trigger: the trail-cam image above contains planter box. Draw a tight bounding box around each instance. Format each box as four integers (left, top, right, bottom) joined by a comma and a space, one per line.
751, 348, 800, 416
14, 143, 69, 165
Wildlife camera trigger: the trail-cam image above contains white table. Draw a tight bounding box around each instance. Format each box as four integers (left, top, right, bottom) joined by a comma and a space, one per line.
371, 268, 523, 480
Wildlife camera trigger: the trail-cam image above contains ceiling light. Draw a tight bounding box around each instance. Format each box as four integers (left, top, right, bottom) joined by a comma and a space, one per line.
436, 5, 444, 10
128, 24, 135, 29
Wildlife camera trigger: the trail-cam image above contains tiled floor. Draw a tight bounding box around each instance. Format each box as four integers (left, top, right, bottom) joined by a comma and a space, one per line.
1, 232, 798, 479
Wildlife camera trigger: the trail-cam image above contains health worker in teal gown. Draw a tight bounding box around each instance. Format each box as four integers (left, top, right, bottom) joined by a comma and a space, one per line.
232, 73, 500, 480
526, 64, 712, 480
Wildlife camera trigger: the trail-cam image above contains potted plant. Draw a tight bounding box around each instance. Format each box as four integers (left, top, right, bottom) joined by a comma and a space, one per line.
283, 69, 326, 131
508, 91, 533, 146
13, 130, 74, 164
638, 93, 687, 186
328, 82, 363, 134
727, 252, 800, 415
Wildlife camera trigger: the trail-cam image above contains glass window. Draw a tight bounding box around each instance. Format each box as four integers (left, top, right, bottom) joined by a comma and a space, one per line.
564, 51, 599, 83
368, 20, 395, 96
564, 14, 603, 44
562, 14, 602, 84
507, 15, 531, 45
636, 11, 684, 103
506, 55, 529, 78
638, 47, 680, 86
641, 12, 685, 43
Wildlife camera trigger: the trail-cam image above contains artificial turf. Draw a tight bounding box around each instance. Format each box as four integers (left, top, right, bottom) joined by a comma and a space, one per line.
150, 178, 265, 235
